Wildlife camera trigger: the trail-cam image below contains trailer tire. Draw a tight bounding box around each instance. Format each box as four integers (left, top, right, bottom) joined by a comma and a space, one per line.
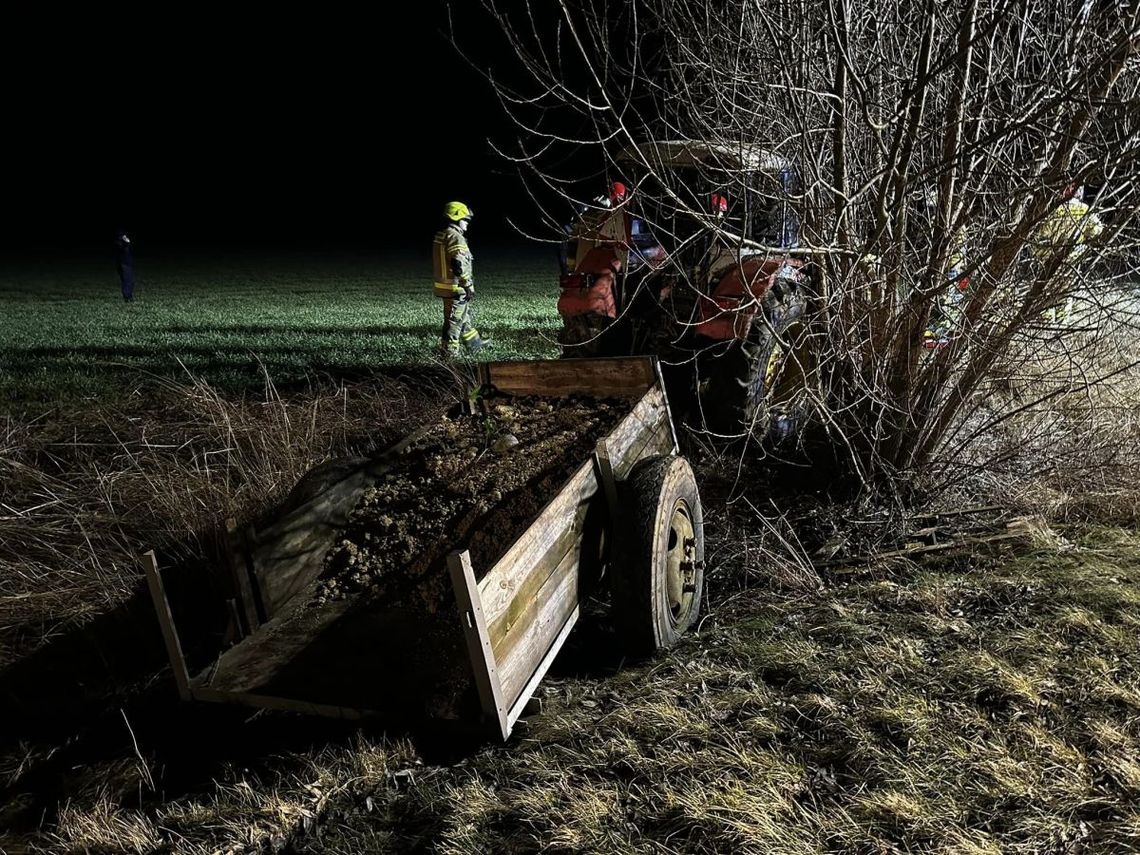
613, 455, 705, 657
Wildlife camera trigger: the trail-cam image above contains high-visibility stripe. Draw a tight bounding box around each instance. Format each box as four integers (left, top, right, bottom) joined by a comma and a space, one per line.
435, 282, 460, 297
433, 232, 461, 291
461, 329, 479, 341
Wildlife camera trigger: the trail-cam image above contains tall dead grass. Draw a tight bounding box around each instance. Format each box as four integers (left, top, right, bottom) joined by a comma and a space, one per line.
941, 301, 1140, 526
0, 371, 445, 664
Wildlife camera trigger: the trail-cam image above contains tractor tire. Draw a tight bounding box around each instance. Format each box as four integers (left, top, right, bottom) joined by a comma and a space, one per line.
558, 313, 622, 358
612, 455, 705, 657
698, 288, 809, 439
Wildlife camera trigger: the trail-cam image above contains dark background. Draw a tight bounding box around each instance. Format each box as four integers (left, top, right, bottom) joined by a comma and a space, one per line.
0, 3, 539, 256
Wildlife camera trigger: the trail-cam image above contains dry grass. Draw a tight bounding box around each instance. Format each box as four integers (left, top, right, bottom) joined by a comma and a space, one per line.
0, 369, 446, 665
945, 307, 1140, 527
22, 523, 1140, 854
5, 326, 1140, 852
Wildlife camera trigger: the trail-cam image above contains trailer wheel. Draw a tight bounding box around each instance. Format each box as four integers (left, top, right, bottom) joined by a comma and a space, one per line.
614, 455, 705, 656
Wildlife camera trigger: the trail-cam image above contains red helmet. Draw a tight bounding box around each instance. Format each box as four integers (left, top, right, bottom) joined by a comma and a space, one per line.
608, 181, 628, 204
710, 193, 728, 214
1061, 182, 1083, 202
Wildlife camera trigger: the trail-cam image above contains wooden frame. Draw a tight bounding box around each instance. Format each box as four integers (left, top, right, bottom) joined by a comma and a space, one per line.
141, 550, 191, 701
448, 550, 510, 739
144, 356, 679, 740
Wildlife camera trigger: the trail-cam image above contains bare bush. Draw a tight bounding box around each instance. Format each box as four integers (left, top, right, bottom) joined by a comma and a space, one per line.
467, 0, 1140, 496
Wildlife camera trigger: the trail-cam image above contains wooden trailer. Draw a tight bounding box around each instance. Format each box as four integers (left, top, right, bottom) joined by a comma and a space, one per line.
144, 356, 706, 741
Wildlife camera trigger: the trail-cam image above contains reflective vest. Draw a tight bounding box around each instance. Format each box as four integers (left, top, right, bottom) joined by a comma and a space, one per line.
433, 224, 473, 298
1032, 199, 1105, 262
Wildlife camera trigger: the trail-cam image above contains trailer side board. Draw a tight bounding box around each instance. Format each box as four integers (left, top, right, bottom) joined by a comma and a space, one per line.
479, 356, 656, 399
469, 380, 674, 735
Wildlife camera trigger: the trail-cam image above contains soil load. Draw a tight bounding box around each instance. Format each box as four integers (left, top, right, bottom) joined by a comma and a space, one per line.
202, 394, 624, 720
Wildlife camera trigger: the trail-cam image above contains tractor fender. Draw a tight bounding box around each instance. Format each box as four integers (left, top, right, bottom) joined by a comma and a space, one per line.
695, 257, 805, 341
558, 248, 623, 320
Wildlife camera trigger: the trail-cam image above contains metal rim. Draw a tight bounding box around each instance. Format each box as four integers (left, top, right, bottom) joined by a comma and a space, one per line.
764, 341, 785, 389
665, 498, 698, 625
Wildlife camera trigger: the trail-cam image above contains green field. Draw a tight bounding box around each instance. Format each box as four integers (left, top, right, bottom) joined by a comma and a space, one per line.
0, 251, 559, 398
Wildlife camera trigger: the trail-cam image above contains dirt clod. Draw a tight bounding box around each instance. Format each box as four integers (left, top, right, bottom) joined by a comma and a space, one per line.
316, 395, 621, 609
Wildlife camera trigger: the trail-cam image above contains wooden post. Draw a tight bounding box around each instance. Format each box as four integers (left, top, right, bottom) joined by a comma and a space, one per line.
225, 518, 260, 635
652, 357, 680, 454
447, 550, 510, 740
594, 439, 621, 530
141, 550, 192, 701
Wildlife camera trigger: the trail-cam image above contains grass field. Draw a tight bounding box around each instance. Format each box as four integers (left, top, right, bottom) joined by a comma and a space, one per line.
18, 523, 1140, 854
0, 251, 560, 398
5, 253, 1140, 852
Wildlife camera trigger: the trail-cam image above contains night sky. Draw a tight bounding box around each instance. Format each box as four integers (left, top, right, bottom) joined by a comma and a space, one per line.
1, 3, 528, 255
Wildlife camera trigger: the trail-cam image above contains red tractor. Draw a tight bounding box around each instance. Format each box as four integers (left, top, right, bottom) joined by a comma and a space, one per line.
557, 140, 814, 438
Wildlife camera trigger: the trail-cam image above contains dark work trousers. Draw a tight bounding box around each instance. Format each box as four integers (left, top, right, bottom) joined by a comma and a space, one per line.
117, 260, 136, 301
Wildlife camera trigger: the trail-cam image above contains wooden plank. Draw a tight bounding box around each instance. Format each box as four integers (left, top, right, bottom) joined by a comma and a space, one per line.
478, 461, 596, 628
483, 357, 656, 399
611, 413, 676, 479
448, 551, 510, 741
506, 605, 579, 731
605, 387, 666, 454
496, 546, 580, 704
225, 517, 260, 634
222, 598, 243, 647
141, 550, 191, 701
653, 358, 681, 454
602, 387, 674, 480
484, 515, 582, 650
190, 686, 369, 720
195, 595, 354, 693
594, 439, 620, 532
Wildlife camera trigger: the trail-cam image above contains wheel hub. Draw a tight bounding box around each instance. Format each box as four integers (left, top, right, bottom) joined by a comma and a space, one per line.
666, 499, 699, 623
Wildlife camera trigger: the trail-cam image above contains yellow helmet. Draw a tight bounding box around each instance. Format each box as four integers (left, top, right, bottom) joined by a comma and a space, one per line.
444, 201, 473, 222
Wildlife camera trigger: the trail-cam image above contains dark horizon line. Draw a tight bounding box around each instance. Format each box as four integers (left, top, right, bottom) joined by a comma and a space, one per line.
0, 239, 553, 260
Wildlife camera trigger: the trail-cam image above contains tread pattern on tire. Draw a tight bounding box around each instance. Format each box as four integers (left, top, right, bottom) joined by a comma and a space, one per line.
612, 455, 705, 657
699, 286, 808, 437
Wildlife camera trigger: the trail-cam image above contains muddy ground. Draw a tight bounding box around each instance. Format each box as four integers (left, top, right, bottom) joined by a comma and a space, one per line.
231, 394, 628, 718
317, 394, 624, 609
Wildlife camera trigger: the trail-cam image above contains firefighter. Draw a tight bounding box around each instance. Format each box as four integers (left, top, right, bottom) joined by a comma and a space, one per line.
1031, 184, 1104, 323
915, 188, 971, 349
115, 231, 136, 303
559, 181, 629, 275
596, 181, 628, 209
922, 227, 970, 349
433, 201, 485, 357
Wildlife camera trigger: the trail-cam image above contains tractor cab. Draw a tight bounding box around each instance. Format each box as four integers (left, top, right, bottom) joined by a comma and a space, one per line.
557, 140, 803, 357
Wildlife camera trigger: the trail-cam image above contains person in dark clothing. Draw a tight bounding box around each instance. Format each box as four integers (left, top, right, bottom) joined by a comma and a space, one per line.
115, 232, 136, 302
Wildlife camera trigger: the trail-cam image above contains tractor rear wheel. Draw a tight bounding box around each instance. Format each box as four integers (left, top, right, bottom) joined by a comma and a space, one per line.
698, 289, 809, 439
558, 313, 630, 358
612, 455, 705, 657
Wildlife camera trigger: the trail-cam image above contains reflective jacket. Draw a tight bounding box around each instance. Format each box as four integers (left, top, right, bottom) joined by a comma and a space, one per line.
1032, 198, 1105, 263
432, 223, 473, 298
